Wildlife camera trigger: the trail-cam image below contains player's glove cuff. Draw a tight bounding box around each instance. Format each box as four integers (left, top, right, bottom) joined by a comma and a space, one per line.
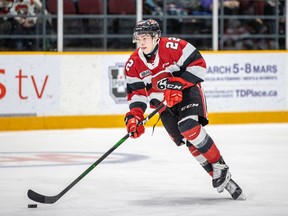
125, 107, 145, 138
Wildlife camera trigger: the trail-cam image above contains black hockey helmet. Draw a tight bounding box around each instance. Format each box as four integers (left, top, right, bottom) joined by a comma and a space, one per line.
133, 19, 161, 43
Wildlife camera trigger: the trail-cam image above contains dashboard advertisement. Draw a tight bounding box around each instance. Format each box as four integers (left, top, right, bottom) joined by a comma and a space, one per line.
202, 53, 287, 112
0, 52, 287, 117
0, 55, 60, 116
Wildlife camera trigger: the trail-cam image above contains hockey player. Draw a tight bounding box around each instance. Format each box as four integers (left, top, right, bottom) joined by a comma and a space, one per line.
124, 19, 245, 200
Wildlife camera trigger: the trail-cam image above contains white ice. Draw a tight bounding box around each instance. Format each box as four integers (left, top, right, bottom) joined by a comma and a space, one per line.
1, 123, 288, 216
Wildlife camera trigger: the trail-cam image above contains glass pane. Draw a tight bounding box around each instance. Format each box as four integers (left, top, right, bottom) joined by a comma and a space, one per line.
64, 38, 104, 51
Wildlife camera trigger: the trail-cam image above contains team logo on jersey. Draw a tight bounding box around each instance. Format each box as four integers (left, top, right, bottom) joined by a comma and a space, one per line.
140, 70, 152, 78
151, 71, 172, 91
156, 78, 168, 90
108, 63, 127, 103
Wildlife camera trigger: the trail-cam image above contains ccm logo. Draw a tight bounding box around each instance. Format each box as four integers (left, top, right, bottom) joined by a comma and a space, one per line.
181, 103, 199, 111
166, 83, 182, 90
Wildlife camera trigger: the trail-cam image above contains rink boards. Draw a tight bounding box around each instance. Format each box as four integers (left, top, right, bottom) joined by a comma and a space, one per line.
0, 51, 288, 131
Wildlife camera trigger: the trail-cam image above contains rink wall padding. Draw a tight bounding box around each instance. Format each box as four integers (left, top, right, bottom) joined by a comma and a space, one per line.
1, 51, 288, 131
1, 111, 288, 131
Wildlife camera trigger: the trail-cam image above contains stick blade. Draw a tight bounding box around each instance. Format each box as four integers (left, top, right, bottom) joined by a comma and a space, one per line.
27, 189, 58, 204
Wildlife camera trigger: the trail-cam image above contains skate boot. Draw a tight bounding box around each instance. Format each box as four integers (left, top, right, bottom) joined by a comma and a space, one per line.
212, 158, 231, 193
225, 179, 246, 200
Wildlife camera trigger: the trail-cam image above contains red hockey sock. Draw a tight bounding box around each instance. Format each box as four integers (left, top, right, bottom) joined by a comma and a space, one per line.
202, 143, 221, 164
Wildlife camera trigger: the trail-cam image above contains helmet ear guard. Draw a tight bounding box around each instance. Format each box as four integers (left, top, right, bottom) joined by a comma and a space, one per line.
133, 19, 161, 43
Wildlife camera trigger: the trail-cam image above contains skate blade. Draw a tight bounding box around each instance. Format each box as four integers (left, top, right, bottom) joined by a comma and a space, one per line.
236, 192, 246, 201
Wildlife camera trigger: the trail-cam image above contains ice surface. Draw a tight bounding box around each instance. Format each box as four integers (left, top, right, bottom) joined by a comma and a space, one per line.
1, 123, 288, 216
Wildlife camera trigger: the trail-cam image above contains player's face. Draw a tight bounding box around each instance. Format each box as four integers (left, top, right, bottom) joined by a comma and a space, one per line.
135, 34, 154, 54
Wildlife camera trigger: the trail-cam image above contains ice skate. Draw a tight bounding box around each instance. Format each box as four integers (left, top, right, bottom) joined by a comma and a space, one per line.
212, 161, 231, 193
225, 179, 246, 200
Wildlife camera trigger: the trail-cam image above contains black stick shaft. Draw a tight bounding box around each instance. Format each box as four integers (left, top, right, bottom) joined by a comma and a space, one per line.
28, 103, 165, 204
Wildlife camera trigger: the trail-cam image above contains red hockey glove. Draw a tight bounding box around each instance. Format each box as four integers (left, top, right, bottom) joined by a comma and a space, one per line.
125, 107, 145, 138
164, 77, 193, 107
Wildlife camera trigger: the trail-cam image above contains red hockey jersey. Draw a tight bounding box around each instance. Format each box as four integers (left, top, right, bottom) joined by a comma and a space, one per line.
124, 37, 206, 111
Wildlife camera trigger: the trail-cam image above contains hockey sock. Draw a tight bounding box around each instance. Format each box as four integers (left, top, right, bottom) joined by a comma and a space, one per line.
188, 145, 213, 176
180, 122, 221, 164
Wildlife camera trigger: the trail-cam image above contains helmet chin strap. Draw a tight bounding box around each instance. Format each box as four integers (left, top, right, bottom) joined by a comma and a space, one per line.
144, 36, 160, 59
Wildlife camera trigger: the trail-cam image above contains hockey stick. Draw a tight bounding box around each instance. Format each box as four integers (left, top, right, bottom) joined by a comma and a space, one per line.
27, 103, 165, 204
